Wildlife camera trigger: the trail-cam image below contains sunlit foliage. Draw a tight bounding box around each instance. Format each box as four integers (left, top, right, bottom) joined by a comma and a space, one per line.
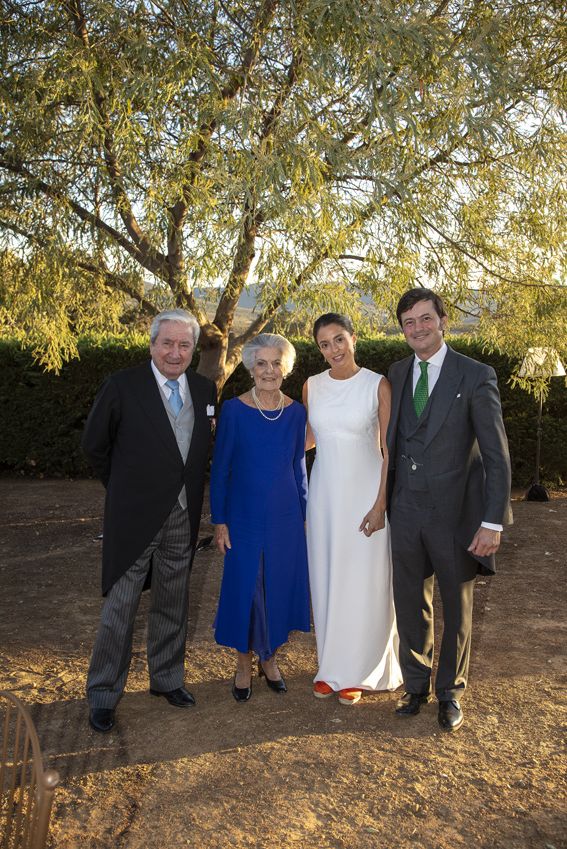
1, 0, 565, 387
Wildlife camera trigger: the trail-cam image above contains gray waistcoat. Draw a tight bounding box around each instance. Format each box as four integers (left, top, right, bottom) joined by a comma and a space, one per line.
159, 389, 195, 510
395, 370, 434, 492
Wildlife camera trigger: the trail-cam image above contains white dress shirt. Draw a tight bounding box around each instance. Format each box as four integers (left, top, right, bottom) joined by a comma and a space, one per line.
412, 341, 448, 394
151, 361, 189, 406
413, 342, 502, 533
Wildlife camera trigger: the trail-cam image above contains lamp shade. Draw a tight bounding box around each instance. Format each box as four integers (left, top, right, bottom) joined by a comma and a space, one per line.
518, 347, 566, 378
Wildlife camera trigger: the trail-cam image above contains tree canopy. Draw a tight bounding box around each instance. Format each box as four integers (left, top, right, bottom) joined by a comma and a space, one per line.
1, 0, 565, 388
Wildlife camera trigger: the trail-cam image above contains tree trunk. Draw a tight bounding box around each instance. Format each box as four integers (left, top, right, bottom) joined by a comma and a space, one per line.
196, 322, 239, 394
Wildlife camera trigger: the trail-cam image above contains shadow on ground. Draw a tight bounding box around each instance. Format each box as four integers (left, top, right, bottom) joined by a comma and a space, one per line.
1, 479, 565, 849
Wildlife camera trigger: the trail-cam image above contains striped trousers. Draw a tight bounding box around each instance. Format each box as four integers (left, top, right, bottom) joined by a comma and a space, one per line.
87, 502, 193, 709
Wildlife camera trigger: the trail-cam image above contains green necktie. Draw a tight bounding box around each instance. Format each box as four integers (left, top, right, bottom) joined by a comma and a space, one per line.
413, 361, 429, 417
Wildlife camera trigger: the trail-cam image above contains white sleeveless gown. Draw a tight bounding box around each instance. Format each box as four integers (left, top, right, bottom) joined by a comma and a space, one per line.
306, 368, 402, 691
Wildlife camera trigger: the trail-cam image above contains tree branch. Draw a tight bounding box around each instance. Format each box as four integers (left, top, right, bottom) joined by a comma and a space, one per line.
0, 214, 159, 315
173, 0, 279, 218
174, 288, 209, 324
229, 253, 324, 364
259, 47, 304, 141
210, 43, 304, 332
420, 213, 555, 288
75, 261, 159, 316
214, 200, 263, 334
0, 153, 169, 280
65, 0, 163, 267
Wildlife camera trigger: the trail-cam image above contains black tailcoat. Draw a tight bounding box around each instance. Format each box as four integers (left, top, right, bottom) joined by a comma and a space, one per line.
82, 361, 216, 595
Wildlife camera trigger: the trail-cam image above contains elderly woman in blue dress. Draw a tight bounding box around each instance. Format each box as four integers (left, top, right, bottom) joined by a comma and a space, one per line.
210, 333, 310, 701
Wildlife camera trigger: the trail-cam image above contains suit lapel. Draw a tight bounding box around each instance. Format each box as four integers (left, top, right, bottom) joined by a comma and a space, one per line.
391, 357, 413, 425
424, 346, 463, 448
133, 362, 182, 458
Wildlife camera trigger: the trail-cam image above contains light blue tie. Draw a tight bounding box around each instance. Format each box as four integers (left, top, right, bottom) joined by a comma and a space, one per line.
165, 379, 183, 417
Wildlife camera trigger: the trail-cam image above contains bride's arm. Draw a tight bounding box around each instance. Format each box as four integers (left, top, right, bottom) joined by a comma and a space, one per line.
302, 380, 316, 451
359, 377, 391, 536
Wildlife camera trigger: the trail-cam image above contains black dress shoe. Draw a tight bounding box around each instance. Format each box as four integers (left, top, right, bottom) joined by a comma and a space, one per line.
438, 699, 463, 731
395, 692, 431, 717
232, 676, 252, 702
89, 708, 115, 733
258, 661, 287, 693
149, 686, 196, 707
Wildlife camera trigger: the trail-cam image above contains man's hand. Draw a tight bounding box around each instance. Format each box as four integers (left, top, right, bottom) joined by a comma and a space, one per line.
214, 523, 231, 554
468, 527, 501, 558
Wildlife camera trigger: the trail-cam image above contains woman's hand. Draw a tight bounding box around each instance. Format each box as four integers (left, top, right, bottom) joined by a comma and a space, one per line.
359, 505, 386, 537
214, 523, 232, 554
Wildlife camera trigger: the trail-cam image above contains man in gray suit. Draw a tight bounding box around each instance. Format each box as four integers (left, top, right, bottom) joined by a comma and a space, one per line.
83, 309, 216, 732
387, 288, 512, 731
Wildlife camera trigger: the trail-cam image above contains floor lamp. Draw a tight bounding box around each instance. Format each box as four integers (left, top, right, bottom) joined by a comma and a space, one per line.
518, 347, 566, 501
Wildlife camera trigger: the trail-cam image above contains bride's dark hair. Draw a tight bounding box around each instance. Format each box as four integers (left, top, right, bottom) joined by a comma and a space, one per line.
312, 313, 354, 343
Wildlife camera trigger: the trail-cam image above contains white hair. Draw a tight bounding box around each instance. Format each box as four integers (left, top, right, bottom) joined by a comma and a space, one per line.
241, 333, 296, 377
150, 309, 200, 345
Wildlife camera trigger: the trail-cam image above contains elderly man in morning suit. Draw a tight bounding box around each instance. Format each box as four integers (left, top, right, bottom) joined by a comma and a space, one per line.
387, 288, 512, 732
83, 308, 216, 733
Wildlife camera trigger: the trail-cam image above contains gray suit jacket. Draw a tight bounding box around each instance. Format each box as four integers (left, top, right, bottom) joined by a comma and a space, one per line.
386, 346, 512, 575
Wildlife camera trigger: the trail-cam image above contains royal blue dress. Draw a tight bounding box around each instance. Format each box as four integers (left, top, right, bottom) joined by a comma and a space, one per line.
210, 398, 310, 657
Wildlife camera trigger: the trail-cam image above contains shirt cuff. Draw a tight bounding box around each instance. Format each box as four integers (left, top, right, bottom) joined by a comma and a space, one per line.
481, 521, 503, 532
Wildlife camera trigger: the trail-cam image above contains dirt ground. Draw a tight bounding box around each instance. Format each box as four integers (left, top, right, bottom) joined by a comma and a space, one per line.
0, 478, 565, 849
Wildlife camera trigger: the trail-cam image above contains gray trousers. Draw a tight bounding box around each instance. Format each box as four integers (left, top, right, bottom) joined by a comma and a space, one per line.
389, 488, 477, 702
87, 502, 193, 709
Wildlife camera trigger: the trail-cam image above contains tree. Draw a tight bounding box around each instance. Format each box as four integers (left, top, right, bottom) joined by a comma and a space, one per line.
1, 0, 565, 388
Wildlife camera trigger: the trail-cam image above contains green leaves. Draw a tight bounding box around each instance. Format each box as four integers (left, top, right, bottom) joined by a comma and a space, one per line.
0, 0, 565, 387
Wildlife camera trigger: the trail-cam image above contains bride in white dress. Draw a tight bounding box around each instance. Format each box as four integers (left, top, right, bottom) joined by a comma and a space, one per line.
303, 314, 402, 705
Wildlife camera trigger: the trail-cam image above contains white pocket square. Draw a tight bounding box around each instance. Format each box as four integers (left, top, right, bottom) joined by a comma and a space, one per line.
206, 405, 215, 416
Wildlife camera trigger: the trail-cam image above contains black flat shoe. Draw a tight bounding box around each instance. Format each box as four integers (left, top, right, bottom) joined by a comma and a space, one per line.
438, 699, 463, 731
232, 675, 252, 702
149, 686, 196, 707
395, 692, 431, 717
258, 661, 287, 693
89, 707, 115, 733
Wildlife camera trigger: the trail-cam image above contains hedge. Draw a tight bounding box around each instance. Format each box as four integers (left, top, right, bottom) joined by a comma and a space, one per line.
1, 337, 565, 486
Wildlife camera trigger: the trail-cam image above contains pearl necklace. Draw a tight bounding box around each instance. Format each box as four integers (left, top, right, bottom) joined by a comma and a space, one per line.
251, 386, 285, 421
